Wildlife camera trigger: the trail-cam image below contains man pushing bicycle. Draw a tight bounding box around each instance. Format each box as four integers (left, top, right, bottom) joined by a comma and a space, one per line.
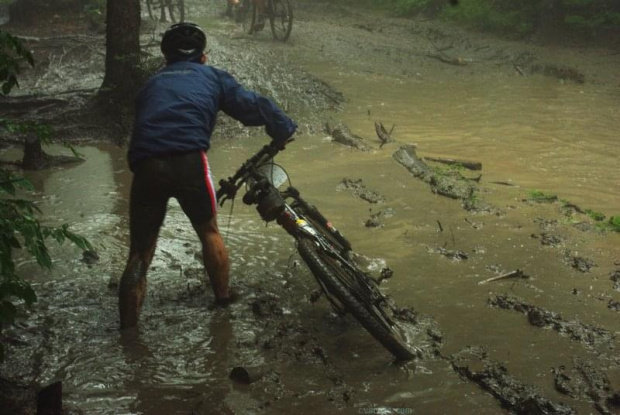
119, 22, 296, 329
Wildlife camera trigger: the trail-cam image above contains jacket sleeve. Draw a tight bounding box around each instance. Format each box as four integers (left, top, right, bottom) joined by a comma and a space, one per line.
216, 69, 297, 144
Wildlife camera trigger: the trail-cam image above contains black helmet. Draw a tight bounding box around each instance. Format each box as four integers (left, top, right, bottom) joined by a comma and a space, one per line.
161, 22, 207, 61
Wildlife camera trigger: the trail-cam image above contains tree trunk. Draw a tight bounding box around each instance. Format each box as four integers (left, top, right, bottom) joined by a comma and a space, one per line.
22, 135, 50, 170
100, 0, 141, 104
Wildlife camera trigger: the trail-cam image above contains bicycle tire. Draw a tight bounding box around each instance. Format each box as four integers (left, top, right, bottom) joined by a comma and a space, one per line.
297, 237, 415, 361
146, 0, 156, 20
294, 204, 349, 255
269, 0, 293, 41
240, 0, 258, 34
166, 0, 184, 22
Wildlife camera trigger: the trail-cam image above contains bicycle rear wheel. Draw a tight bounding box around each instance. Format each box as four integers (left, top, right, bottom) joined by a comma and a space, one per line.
297, 237, 415, 361
269, 0, 293, 41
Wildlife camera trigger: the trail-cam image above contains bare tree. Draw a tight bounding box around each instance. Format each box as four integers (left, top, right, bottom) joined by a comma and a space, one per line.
101, 0, 141, 103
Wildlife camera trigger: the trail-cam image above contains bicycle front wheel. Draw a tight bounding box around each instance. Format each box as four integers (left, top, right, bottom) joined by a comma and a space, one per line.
269, 0, 293, 41
168, 0, 185, 22
297, 237, 416, 361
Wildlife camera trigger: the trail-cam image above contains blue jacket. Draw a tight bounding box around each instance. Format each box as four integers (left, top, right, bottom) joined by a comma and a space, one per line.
129, 61, 297, 171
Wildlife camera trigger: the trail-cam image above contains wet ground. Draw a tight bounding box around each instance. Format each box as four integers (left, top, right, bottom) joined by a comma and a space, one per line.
1, 0, 620, 414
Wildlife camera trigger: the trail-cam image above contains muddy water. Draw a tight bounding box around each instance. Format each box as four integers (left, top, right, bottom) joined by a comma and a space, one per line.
295, 61, 620, 215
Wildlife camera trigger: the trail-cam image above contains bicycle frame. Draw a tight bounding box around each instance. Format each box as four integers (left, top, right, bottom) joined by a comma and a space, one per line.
217, 147, 394, 317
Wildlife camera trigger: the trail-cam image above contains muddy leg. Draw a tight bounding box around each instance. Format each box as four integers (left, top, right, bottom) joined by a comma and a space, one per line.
119, 197, 166, 329
119, 245, 157, 330
193, 216, 230, 302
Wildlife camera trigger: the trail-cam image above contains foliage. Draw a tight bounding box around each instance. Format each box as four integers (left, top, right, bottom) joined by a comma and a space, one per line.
608, 216, 620, 232
526, 189, 558, 202
0, 170, 93, 360
595, 215, 620, 233
363, 0, 620, 37
585, 209, 606, 222
388, 0, 434, 15
0, 30, 34, 95
0, 30, 91, 361
440, 0, 533, 35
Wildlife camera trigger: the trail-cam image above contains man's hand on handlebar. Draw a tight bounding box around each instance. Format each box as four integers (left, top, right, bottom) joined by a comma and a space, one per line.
272, 137, 294, 151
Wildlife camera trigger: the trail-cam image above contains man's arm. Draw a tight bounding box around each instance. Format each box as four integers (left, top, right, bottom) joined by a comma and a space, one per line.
216, 69, 297, 146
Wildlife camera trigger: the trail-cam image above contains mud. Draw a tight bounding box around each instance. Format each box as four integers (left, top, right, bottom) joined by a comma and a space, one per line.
337, 178, 386, 204
365, 207, 395, 229
567, 255, 597, 273
611, 270, 620, 292
552, 358, 620, 415
393, 144, 495, 212
324, 122, 371, 151
451, 346, 576, 415
488, 295, 615, 351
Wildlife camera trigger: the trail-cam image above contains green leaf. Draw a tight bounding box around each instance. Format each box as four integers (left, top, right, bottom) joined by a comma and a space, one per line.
64, 228, 93, 251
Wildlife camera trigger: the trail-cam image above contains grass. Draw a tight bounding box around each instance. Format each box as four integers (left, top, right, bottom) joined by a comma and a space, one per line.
584, 209, 606, 222
526, 189, 558, 203
596, 216, 620, 233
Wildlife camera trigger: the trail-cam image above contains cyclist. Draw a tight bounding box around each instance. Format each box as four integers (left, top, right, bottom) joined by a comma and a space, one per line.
119, 22, 297, 329
226, 0, 267, 30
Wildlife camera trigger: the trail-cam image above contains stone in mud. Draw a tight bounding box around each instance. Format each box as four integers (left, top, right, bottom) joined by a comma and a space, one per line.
324, 122, 371, 151
572, 222, 596, 232
229, 366, 267, 384
534, 218, 558, 231
451, 346, 576, 415
608, 299, 620, 312
432, 246, 469, 261
365, 207, 395, 228
533, 233, 563, 247
569, 255, 596, 273
365, 217, 382, 228
610, 270, 620, 292
81, 249, 99, 266
251, 296, 283, 317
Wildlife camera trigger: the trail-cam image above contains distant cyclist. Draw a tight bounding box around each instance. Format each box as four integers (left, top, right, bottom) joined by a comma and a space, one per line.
119, 22, 296, 329
226, 0, 267, 30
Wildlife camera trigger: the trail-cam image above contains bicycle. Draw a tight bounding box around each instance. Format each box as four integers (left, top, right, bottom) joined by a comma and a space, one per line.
145, 0, 185, 23
217, 142, 417, 361
235, 0, 293, 42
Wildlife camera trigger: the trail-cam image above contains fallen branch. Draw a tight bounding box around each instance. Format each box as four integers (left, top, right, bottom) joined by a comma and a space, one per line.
489, 181, 517, 187
436, 220, 444, 233
478, 269, 527, 285
18, 35, 103, 42
426, 53, 468, 66
515, 65, 526, 76
424, 156, 482, 171
375, 121, 394, 148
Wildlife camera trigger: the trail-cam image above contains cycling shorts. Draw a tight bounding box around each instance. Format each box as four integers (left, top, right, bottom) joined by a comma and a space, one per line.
130, 150, 217, 233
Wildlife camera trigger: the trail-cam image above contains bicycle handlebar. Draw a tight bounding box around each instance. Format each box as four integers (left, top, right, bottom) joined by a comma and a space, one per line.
216, 141, 284, 206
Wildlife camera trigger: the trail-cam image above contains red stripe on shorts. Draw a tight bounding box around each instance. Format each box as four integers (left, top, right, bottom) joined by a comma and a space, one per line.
200, 152, 217, 217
